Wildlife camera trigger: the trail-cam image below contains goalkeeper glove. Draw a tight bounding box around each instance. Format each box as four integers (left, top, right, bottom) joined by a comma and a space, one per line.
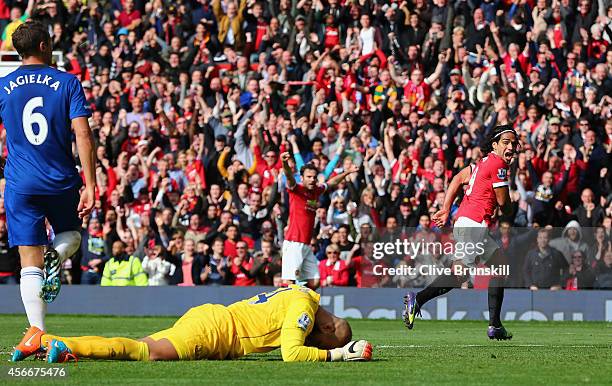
329, 340, 373, 361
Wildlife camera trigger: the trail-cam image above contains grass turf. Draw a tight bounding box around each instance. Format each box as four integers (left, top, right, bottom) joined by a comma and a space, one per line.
0, 315, 610, 385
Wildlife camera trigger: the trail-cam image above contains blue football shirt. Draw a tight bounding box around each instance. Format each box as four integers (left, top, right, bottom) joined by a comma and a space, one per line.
0, 64, 91, 195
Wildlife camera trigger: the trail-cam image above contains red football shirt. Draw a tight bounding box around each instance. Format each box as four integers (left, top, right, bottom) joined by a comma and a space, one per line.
284, 183, 326, 244
319, 259, 349, 286
118, 10, 141, 28
350, 256, 385, 288
185, 160, 206, 189
455, 153, 509, 226
230, 259, 255, 286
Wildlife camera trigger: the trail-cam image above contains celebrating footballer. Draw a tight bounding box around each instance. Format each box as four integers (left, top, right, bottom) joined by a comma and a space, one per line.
404, 125, 518, 340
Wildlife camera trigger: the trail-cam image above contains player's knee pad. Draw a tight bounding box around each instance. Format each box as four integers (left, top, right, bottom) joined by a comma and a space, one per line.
53, 231, 82, 262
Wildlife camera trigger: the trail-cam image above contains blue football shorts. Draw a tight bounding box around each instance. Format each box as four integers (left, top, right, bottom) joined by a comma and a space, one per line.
4, 185, 80, 247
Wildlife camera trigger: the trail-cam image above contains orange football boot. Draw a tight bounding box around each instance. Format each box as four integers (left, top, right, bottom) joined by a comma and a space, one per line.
12, 326, 44, 361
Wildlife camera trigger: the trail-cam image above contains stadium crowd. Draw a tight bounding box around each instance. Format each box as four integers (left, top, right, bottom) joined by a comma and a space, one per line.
0, 0, 610, 289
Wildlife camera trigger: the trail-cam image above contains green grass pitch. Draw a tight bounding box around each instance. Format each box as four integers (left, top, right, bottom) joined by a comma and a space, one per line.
1, 315, 610, 385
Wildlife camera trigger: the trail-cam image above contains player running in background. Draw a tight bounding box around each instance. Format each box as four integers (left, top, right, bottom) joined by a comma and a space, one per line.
280, 152, 358, 289
403, 125, 518, 340
0, 21, 96, 361
32, 286, 373, 363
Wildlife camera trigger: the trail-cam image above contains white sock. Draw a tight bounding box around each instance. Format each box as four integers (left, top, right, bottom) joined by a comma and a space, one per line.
53, 231, 81, 263
20, 267, 46, 331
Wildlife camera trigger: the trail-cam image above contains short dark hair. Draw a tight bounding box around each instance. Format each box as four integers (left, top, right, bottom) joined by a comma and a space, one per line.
538, 228, 550, 237
482, 125, 516, 155
300, 163, 318, 176
12, 21, 50, 58
338, 224, 350, 233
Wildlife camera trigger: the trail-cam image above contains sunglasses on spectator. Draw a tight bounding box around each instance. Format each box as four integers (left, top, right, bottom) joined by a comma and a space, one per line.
327, 251, 339, 255
236, 246, 247, 249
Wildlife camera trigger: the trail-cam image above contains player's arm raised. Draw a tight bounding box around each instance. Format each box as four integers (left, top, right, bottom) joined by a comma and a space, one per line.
281, 152, 297, 189
326, 164, 359, 190
73, 117, 96, 218
432, 165, 472, 227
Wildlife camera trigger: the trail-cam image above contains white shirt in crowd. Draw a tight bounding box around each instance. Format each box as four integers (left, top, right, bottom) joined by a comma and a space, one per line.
142, 256, 175, 286
360, 27, 375, 55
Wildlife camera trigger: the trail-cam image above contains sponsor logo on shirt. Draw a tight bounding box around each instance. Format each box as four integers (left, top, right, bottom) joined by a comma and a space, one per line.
306, 199, 317, 211
297, 312, 311, 331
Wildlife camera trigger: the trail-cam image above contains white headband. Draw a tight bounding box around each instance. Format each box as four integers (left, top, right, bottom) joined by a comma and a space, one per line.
493, 129, 516, 139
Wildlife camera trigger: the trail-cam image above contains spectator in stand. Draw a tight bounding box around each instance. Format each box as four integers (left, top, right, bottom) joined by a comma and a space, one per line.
319, 244, 349, 287
523, 229, 568, 290
393, 255, 426, 289
201, 237, 230, 285
115, 0, 141, 31
563, 251, 596, 290
101, 241, 148, 286
594, 249, 612, 289
350, 242, 389, 288
176, 239, 205, 286
222, 224, 253, 258
573, 188, 605, 227
141, 243, 175, 286
588, 227, 611, 267
0, 0, 33, 50
549, 220, 590, 264
228, 240, 255, 286
212, 0, 247, 54
249, 240, 282, 285
184, 213, 207, 244
80, 217, 108, 284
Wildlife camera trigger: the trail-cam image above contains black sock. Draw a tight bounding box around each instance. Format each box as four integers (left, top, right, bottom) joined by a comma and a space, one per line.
488, 277, 505, 328
416, 274, 462, 307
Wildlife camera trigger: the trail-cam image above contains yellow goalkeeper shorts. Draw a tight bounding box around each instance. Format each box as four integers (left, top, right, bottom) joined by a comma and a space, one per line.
148, 304, 236, 360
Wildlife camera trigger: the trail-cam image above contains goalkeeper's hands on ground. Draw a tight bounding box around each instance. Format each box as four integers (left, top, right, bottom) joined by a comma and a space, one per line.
329, 340, 373, 361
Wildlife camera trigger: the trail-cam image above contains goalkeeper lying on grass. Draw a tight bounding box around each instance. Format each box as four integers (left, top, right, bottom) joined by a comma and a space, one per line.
21, 286, 372, 363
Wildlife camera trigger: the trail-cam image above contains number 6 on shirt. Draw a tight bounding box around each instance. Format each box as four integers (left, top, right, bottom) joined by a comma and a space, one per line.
22, 96, 48, 145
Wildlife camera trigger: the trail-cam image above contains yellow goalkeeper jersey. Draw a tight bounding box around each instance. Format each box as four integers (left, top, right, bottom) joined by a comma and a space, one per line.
227, 285, 328, 362
149, 285, 328, 361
